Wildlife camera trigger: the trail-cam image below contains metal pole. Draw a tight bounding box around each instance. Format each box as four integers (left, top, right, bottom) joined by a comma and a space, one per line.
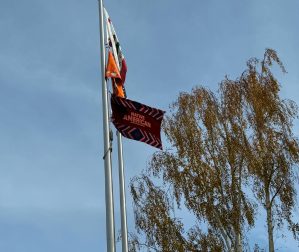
103, 6, 129, 251
98, 1, 116, 252
117, 131, 129, 252
103, 5, 128, 251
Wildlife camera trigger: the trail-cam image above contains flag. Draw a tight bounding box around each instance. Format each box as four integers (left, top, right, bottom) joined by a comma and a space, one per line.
106, 49, 125, 98
104, 8, 127, 87
106, 49, 121, 79
111, 94, 165, 150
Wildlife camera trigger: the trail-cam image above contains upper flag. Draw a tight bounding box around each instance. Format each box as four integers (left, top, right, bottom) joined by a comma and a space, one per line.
104, 8, 127, 87
111, 94, 165, 150
106, 49, 125, 98
106, 49, 121, 78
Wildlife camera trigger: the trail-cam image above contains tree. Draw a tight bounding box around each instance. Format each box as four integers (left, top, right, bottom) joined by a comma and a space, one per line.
131, 78, 256, 252
239, 49, 299, 252
128, 49, 299, 252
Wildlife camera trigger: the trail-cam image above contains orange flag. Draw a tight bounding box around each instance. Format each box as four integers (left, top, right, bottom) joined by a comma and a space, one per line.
111, 79, 125, 98
106, 49, 121, 78
105, 49, 125, 98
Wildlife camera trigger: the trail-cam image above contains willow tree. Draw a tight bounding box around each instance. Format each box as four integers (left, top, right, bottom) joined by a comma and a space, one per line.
130, 81, 256, 252
239, 49, 299, 252
128, 49, 299, 252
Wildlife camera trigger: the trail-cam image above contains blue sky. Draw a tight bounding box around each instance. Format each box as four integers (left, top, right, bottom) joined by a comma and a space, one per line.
0, 0, 298, 251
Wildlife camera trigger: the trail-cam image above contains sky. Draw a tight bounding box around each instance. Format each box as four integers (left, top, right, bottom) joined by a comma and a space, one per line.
0, 0, 299, 251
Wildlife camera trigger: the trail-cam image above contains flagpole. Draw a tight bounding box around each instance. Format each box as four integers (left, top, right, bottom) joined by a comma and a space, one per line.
103, 8, 129, 252
117, 131, 129, 252
98, 1, 116, 252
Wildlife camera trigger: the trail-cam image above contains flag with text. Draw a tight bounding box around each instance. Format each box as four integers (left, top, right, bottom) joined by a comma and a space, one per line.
111, 94, 165, 150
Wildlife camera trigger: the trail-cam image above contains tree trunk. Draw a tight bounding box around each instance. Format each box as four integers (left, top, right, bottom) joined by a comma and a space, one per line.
266, 189, 274, 252
212, 208, 233, 252
235, 232, 242, 252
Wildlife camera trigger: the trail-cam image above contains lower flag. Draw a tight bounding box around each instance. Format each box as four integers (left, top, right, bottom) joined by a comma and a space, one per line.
111, 94, 165, 150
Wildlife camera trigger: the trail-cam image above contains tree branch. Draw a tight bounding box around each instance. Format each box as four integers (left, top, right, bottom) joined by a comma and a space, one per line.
270, 178, 285, 207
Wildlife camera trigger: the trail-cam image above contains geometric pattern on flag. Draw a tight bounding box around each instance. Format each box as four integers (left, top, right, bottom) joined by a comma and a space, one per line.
111, 94, 165, 122
111, 115, 163, 150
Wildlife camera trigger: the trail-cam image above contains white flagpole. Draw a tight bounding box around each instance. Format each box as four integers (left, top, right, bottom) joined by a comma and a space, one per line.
98, 1, 116, 252
104, 7, 129, 252
117, 131, 129, 252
